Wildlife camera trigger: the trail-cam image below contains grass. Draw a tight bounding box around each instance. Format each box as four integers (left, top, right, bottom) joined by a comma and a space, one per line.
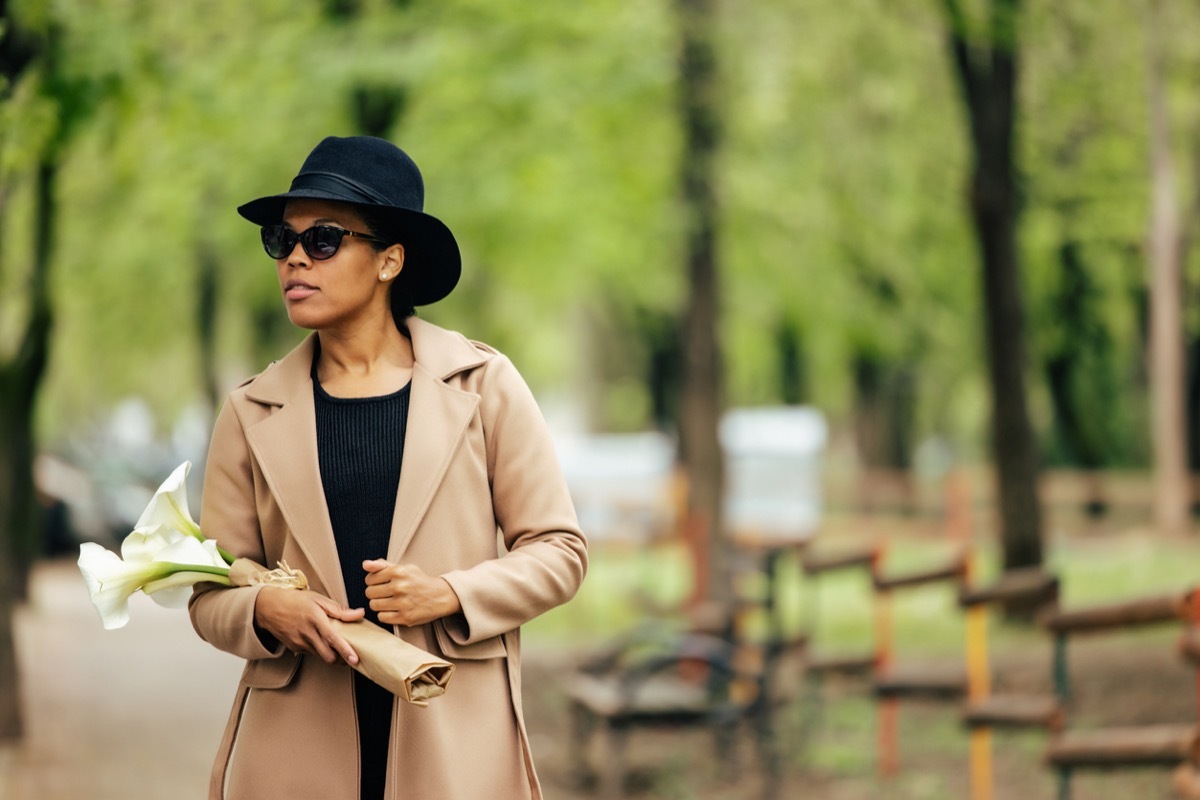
528, 510, 1200, 655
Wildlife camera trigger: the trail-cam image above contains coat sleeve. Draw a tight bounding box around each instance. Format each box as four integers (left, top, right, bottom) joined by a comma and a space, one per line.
438, 355, 588, 644
188, 394, 283, 661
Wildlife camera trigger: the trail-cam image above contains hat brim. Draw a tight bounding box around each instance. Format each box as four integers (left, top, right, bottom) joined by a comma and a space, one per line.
238, 191, 461, 307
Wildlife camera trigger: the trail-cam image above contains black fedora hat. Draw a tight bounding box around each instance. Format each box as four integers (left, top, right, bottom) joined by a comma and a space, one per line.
238, 136, 461, 306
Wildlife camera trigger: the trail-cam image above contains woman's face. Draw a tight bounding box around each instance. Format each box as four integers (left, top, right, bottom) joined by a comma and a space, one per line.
274, 199, 401, 331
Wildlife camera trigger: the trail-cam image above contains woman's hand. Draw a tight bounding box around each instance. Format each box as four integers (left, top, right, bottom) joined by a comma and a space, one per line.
363, 560, 462, 627
253, 587, 364, 665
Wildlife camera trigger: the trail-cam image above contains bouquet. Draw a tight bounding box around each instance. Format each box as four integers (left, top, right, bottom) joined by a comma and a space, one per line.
77, 461, 454, 706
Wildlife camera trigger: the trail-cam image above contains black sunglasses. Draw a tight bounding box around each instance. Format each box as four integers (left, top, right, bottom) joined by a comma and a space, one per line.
260, 224, 387, 261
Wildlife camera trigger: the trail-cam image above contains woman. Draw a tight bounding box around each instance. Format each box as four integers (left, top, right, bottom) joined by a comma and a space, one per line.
189, 135, 588, 800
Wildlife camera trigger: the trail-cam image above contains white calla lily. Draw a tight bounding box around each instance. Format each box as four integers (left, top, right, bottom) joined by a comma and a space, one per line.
134, 460, 202, 540
120, 524, 185, 563
132, 461, 233, 564
142, 537, 230, 608
77, 534, 231, 630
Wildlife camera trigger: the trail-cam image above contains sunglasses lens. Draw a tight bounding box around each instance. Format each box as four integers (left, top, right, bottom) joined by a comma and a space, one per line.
261, 225, 295, 259
305, 226, 346, 260
260, 225, 353, 260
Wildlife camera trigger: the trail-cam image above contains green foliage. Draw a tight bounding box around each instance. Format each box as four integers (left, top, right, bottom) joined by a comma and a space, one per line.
0, 0, 1196, 466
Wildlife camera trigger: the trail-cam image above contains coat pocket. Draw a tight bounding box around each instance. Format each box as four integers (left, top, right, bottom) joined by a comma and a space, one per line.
239, 653, 302, 689
432, 619, 508, 661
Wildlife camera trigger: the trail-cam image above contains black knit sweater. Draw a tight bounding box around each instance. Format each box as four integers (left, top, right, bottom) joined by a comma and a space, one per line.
313, 367, 410, 800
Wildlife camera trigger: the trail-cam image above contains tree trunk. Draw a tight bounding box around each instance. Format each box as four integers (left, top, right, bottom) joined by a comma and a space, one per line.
0, 551, 16, 742
1146, 0, 1190, 535
0, 0, 42, 744
1185, 120, 1200, 491
1043, 239, 1110, 516
853, 354, 917, 514
675, 0, 728, 608
4, 158, 55, 591
776, 314, 807, 406
0, 157, 56, 741
635, 306, 684, 432
196, 237, 220, 416
942, 0, 1043, 569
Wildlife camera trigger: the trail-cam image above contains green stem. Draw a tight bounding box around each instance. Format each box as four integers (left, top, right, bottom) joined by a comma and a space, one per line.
142, 568, 232, 596
157, 562, 230, 579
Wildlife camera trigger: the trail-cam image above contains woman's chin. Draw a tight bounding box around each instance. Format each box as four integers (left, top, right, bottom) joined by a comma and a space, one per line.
285, 308, 325, 330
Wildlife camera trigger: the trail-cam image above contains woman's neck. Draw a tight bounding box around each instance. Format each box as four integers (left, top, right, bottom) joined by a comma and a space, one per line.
315, 321, 414, 398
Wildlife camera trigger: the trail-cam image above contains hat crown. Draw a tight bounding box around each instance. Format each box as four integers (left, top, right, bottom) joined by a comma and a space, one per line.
291, 136, 425, 213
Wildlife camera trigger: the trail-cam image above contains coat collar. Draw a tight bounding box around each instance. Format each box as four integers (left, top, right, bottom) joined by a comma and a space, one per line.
243, 317, 490, 407
238, 317, 491, 603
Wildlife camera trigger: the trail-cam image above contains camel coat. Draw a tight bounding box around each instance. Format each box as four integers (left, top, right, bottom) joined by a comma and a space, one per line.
188, 318, 588, 799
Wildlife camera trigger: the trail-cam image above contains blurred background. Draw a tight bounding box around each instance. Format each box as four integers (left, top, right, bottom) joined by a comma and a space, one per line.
3, 0, 1200, 798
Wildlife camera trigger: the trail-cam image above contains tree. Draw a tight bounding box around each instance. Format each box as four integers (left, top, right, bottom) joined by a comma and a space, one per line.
0, 0, 43, 741
0, 0, 136, 739
674, 0, 729, 608
939, 0, 1043, 570
1145, 0, 1190, 535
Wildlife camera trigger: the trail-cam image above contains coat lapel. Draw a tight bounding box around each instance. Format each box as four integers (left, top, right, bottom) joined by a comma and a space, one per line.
386, 361, 480, 561
241, 336, 347, 604
387, 318, 490, 561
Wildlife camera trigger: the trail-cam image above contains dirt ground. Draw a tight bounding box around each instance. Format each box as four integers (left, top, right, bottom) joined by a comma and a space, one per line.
2, 557, 1195, 800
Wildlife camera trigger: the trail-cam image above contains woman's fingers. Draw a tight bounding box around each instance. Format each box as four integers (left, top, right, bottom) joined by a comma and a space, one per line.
316, 595, 366, 622
358, 561, 462, 626
302, 627, 340, 664
362, 558, 394, 584
256, 588, 363, 665
312, 596, 362, 665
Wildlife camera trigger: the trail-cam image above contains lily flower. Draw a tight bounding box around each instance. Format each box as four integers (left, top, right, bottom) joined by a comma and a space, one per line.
134, 460, 233, 564
120, 523, 185, 563
78, 530, 231, 630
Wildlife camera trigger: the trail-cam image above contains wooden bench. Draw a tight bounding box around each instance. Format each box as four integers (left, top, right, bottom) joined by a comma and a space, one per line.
789, 541, 882, 762
798, 542, 880, 675
869, 545, 971, 776
1173, 626, 1200, 799
964, 694, 1063, 730
564, 631, 806, 799
805, 651, 877, 676
874, 662, 966, 699
564, 538, 811, 799
958, 565, 1060, 609
801, 544, 880, 576
1039, 591, 1193, 636
1036, 587, 1198, 799
957, 566, 1061, 732
873, 552, 968, 592
1046, 724, 1200, 768
954, 566, 1062, 800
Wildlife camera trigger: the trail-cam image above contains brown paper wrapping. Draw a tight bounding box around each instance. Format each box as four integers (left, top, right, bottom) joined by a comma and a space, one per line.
229, 558, 454, 706
327, 618, 454, 706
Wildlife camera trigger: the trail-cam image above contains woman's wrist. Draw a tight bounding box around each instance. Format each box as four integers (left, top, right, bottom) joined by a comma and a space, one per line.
437, 578, 463, 618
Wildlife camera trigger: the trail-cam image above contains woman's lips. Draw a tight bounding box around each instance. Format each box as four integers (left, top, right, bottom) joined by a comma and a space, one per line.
284, 281, 318, 301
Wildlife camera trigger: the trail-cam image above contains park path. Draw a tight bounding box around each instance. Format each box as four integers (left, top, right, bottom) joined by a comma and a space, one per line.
1, 557, 243, 799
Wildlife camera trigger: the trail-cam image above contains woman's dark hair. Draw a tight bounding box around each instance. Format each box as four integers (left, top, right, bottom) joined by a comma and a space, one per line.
355, 204, 417, 321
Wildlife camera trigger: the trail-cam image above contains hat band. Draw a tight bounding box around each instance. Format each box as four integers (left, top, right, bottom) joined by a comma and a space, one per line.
289, 171, 397, 207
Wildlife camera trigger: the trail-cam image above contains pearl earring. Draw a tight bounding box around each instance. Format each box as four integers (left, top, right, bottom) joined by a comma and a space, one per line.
381, 272, 389, 280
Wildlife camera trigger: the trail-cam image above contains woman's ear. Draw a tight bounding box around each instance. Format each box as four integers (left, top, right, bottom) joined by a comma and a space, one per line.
378, 243, 405, 283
